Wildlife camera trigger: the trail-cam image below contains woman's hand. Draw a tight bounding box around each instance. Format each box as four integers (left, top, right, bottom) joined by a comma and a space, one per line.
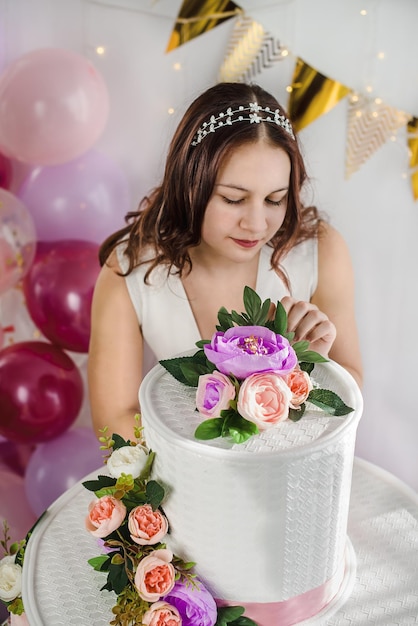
280, 296, 337, 358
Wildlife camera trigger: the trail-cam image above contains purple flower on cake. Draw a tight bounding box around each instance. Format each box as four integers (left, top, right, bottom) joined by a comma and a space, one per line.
237, 371, 293, 429
142, 601, 182, 625
135, 548, 176, 602
196, 370, 236, 418
106, 443, 148, 479
128, 504, 169, 545
164, 578, 218, 626
203, 325, 297, 380
0, 555, 22, 603
85, 495, 127, 538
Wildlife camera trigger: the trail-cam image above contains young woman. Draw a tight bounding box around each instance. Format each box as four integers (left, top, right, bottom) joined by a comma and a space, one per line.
88, 82, 363, 439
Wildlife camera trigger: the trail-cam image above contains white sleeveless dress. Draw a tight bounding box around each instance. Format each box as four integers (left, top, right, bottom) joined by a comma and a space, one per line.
117, 240, 318, 375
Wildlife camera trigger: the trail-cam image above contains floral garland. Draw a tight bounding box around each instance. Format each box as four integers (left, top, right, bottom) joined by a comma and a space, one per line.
0, 523, 27, 623
83, 423, 257, 626
160, 286, 353, 444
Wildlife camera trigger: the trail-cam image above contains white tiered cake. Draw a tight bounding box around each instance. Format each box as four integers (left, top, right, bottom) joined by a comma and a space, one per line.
140, 359, 363, 625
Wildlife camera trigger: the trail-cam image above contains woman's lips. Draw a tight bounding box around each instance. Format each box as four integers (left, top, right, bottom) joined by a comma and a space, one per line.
232, 238, 259, 248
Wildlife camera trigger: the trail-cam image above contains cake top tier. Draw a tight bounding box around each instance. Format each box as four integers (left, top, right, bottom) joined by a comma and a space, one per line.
140, 360, 363, 457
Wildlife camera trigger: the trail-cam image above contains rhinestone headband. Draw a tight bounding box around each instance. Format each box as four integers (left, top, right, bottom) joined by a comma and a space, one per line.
191, 102, 295, 146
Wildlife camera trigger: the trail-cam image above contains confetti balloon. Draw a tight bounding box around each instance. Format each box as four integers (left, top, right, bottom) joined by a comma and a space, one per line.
0, 188, 36, 295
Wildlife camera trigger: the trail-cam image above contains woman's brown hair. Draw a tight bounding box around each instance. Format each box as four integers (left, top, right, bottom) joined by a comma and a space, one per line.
99, 82, 319, 283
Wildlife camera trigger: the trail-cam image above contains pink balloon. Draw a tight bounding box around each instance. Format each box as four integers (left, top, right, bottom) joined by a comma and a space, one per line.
0, 188, 36, 295
24, 427, 105, 517
0, 469, 37, 547
0, 151, 13, 189
0, 341, 83, 444
0, 48, 109, 165
22, 240, 100, 352
18, 149, 130, 243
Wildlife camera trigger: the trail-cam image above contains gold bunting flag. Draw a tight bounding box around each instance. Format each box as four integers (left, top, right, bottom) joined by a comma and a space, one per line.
287, 58, 351, 132
218, 14, 285, 83
166, 0, 242, 53
407, 118, 418, 201
346, 94, 411, 179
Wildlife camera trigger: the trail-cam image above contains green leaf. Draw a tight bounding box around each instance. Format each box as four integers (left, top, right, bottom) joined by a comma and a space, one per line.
216, 606, 244, 623
138, 449, 155, 482
88, 555, 111, 571
111, 433, 129, 450
215, 606, 257, 625
195, 418, 224, 440
299, 361, 314, 375
254, 297, 271, 325
195, 339, 211, 348
180, 361, 210, 387
273, 300, 288, 335
160, 354, 213, 386
82, 475, 116, 493
298, 350, 328, 364
217, 307, 235, 331
308, 389, 354, 416
288, 404, 306, 422
223, 409, 259, 444
291, 339, 310, 354
146, 480, 165, 510
107, 561, 129, 595
243, 286, 262, 320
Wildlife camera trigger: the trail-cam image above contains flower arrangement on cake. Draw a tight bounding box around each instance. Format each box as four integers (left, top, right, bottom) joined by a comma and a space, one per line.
0, 522, 29, 626
160, 286, 353, 444
83, 421, 257, 626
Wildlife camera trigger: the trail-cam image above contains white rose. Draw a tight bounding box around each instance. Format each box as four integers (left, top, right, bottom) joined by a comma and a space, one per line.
0, 555, 22, 602
107, 445, 148, 479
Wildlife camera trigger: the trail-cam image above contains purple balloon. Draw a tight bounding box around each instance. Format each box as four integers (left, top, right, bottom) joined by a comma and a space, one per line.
18, 148, 131, 243
23, 240, 100, 352
0, 341, 83, 444
24, 427, 105, 517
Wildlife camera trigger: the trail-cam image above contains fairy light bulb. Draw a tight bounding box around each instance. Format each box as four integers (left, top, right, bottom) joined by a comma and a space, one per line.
168, 108, 175, 115
95, 46, 106, 55
173, 62, 182, 71
360, 9, 367, 16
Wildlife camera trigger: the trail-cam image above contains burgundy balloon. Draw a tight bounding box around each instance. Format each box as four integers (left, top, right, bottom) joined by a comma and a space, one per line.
0, 341, 83, 444
23, 239, 100, 352
0, 151, 13, 189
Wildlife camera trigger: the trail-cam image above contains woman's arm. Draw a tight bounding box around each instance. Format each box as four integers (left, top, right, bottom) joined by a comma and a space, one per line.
87, 251, 144, 439
282, 222, 363, 387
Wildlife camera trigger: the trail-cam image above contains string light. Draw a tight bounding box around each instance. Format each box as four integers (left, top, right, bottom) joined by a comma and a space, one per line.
95, 46, 106, 55
173, 62, 182, 71
360, 9, 367, 16
377, 52, 385, 60
168, 108, 175, 115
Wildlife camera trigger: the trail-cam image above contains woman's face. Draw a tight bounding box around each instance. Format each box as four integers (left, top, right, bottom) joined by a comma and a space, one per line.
197, 139, 291, 266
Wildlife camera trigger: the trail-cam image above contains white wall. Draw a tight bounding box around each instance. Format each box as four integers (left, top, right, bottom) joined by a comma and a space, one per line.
1, 0, 418, 489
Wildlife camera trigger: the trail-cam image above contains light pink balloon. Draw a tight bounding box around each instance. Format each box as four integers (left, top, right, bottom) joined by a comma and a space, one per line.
0, 188, 36, 295
0, 48, 109, 165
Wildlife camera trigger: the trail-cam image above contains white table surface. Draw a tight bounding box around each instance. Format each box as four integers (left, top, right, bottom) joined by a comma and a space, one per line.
20, 457, 418, 626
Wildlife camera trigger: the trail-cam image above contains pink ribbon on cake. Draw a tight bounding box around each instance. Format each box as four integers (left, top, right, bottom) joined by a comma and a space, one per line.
216, 559, 345, 626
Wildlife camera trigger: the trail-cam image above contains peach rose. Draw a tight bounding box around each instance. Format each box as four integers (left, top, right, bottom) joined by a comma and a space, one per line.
85, 495, 126, 538
286, 368, 313, 408
142, 601, 181, 625
237, 371, 292, 429
134, 549, 176, 602
128, 504, 168, 545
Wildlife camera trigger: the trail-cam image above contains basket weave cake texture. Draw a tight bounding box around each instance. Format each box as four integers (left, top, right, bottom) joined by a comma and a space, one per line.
140, 360, 363, 621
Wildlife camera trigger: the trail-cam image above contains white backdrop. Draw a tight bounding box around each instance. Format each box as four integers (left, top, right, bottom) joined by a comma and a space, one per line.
1, 0, 418, 490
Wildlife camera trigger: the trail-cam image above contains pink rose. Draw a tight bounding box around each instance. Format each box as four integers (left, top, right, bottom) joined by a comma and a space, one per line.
128, 504, 168, 545
134, 549, 176, 602
142, 601, 182, 625
196, 370, 236, 418
237, 372, 292, 429
286, 368, 313, 408
85, 495, 126, 538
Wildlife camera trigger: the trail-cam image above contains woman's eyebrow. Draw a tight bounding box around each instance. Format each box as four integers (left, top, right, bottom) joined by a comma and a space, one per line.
216, 183, 289, 192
